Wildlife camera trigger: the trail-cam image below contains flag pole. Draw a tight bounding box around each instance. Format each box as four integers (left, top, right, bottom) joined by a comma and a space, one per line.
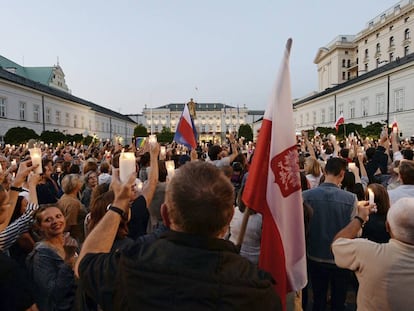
236, 207, 252, 247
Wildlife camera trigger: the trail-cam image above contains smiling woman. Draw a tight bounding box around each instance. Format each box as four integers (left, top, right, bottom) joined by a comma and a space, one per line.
26, 205, 78, 311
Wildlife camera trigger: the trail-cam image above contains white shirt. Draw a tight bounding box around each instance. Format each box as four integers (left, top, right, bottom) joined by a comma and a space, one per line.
332, 237, 414, 311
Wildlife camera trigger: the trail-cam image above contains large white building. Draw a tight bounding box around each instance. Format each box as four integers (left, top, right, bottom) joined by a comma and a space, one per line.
294, 0, 414, 138
142, 101, 262, 143
0, 55, 136, 144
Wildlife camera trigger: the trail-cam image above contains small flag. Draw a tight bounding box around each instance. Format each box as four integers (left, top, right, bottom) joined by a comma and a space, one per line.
334, 114, 345, 132
242, 39, 307, 308
173, 103, 198, 149
135, 137, 146, 148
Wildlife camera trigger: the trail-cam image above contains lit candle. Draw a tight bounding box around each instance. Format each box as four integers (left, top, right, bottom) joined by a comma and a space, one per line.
368, 188, 375, 205
348, 163, 356, 170
148, 134, 157, 146
11, 159, 17, 167
165, 160, 175, 181
160, 146, 166, 160
29, 147, 43, 174
136, 179, 143, 192
119, 152, 136, 183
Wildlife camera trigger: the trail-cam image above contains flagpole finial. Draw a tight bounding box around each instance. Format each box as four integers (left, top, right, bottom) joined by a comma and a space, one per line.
285, 38, 293, 53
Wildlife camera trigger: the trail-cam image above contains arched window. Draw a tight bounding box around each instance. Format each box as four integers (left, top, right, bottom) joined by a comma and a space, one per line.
405, 28, 410, 40
376, 43, 381, 53
389, 36, 394, 47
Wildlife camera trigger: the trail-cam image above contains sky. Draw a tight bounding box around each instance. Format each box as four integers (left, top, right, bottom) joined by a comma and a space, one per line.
1, 0, 399, 114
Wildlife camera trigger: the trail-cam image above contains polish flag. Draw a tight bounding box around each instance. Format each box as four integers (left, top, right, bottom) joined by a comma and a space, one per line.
334, 114, 345, 132
242, 39, 307, 308
173, 103, 198, 149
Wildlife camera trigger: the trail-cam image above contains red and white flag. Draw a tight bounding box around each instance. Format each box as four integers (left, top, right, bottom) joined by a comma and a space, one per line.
334, 114, 345, 132
242, 39, 307, 308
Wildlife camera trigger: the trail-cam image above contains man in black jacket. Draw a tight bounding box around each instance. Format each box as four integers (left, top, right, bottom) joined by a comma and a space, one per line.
75, 155, 281, 310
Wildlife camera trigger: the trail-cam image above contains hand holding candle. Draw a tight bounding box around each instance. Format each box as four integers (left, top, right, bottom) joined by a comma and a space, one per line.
119, 152, 136, 183
368, 188, 377, 213
165, 160, 175, 182
29, 148, 42, 174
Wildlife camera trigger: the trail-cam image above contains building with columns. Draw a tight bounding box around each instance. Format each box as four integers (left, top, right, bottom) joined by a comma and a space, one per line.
142, 101, 255, 143
294, 0, 414, 138
0, 56, 136, 144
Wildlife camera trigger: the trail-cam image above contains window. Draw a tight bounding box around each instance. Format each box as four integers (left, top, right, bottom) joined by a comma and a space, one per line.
56, 111, 61, 125
389, 52, 394, 62
376, 43, 381, 53
312, 111, 316, 124
405, 46, 410, 56
376, 58, 380, 68
329, 106, 334, 122
33, 105, 40, 122
342, 59, 346, 67
89, 120, 92, 131
376, 32, 380, 38
347, 59, 351, 67
361, 98, 369, 116
338, 104, 344, 115
74, 115, 78, 128
46, 107, 51, 123
0, 98, 6, 117
300, 115, 303, 127
405, 17, 409, 23
349, 101, 355, 119
305, 113, 309, 125
394, 89, 404, 112
342, 71, 346, 80
365, 49, 369, 58
65, 112, 70, 126
321, 108, 326, 123
347, 72, 351, 80
365, 39, 368, 44
376, 94, 385, 114
405, 28, 410, 40
365, 63, 369, 72
389, 25, 394, 31
389, 36, 394, 47
101, 122, 104, 132
81, 116, 85, 129
19, 102, 26, 120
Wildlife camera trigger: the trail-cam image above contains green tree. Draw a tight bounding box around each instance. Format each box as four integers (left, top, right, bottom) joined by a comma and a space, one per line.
40, 130, 66, 145
134, 124, 148, 137
157, 127, 175, 143
5, 127, 39, 145
238, 124, 253, 142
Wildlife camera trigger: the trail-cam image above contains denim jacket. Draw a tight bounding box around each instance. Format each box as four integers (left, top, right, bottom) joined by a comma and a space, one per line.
26, 241, 76, 311
302, 183, 357, 264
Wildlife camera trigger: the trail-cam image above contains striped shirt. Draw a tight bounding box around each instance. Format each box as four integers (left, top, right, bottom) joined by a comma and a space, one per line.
0, 203, 39, 252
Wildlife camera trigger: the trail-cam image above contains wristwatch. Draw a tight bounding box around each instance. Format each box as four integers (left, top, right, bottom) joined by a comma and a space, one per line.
106, 204, 127, 219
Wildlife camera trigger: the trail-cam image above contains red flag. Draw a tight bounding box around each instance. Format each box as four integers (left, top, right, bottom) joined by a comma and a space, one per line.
242, 39, 307, 308
334, 114, 345, 132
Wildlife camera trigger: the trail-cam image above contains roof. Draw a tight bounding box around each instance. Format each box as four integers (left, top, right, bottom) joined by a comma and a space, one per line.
247, 110, 265, 115
155, 103, 235, 112
0, 55, 53, 85
294, 52, 414, 107
0, 66, 135, 124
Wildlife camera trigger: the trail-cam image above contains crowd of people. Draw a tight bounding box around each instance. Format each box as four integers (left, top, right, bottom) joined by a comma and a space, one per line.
0, 126, 413, 310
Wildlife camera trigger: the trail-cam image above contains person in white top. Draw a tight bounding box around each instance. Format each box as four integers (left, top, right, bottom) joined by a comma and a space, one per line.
332, 197, 414, 311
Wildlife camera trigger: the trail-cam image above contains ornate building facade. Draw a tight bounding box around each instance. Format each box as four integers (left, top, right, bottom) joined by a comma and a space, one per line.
0, 56, 136, 144
294, 0, 414, 138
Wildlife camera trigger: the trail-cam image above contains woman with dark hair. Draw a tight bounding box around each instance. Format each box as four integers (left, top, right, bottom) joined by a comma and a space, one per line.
361, 183, 391, 243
